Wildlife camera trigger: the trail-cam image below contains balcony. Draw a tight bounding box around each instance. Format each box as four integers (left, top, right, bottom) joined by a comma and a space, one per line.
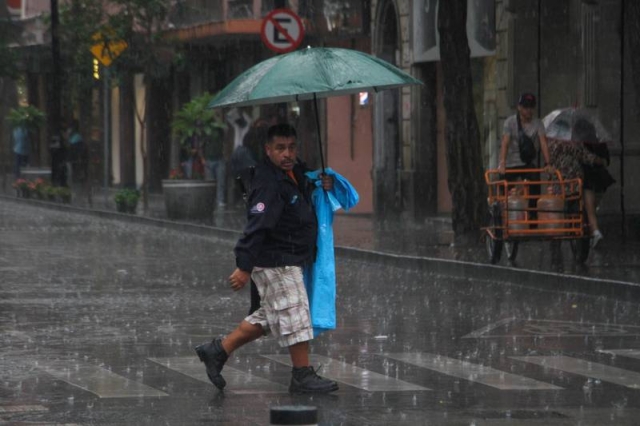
169, 0, 276, 27
166, 0, 369, 41
166, 0, 272, 41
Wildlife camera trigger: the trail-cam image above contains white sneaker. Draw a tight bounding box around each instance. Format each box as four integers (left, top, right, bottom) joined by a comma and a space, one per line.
591, 230, 603, 249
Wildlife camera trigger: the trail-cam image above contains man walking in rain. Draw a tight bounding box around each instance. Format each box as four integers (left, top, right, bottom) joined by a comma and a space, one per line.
195, 123, 338, 394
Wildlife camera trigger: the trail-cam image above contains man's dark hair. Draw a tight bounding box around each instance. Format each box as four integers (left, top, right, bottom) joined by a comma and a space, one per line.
518, 92, 536, 108
267, 123, 297, 142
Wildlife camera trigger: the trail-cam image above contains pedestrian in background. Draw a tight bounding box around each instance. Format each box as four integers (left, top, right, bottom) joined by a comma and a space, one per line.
227, 108, 256, 178
575, 119, 615, 248
67, 119, 88, 183
499, 92, 552, 176
12, 123, 29, 178
498, 93, 552, 222
195, 123, 338, 394
204, 110, 227, 208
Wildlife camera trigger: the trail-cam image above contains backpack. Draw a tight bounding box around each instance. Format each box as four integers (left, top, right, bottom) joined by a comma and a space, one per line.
235, 165, 255, 206
516, 114, 537, 165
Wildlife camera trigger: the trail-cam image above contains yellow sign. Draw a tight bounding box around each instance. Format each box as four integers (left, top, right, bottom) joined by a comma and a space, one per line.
90, 29, 128, 67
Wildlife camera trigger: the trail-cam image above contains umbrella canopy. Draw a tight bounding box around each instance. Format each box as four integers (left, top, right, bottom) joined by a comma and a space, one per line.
208, 46, 422, 109
543, 107, 612, 144
208, 47, 422, 170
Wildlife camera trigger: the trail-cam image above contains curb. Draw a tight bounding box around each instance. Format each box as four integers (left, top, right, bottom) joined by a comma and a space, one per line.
335, 246, 640, 300
3, 194, 639, 300
0, 194, 242, 242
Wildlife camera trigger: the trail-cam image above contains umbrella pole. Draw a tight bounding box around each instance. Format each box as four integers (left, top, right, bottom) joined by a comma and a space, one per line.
313, 93, 326, 172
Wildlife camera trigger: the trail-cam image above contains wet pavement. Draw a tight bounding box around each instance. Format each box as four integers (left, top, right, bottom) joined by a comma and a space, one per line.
6, 184, 637, 285
2, 197, 640, 425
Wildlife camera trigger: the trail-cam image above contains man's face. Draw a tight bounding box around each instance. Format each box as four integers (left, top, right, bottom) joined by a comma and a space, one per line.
265, 135, 297, 171
518, 104, 535, 121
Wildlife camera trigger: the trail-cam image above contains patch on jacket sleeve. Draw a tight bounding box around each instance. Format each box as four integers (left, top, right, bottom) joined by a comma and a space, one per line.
250, 202, 266, 214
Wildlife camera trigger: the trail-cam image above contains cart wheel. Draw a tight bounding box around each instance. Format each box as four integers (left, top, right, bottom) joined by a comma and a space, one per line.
486, 202, 503, 264
505, 241, 519, 262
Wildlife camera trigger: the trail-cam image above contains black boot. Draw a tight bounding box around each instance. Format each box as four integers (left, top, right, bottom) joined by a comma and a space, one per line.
289, 366, 339, 394
195, 338, 228, 390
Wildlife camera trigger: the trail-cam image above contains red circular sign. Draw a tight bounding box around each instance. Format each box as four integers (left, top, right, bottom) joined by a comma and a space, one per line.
7, 0, 21, 14
260, 9, 304, 54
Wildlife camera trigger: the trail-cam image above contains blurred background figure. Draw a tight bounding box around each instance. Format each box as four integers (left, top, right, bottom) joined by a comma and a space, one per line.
573, 119, 615, 248
227, 107, 255, 178
12, 122, 29, 178
547, 118, 610, 249
204, 109, 227, 208
67, 119, 88, 183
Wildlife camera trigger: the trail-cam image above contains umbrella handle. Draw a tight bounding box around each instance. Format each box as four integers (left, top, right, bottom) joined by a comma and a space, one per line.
313, 93, 326, 173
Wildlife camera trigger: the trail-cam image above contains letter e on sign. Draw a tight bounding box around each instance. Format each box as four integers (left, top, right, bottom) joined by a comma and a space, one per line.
261, 9, 304, 54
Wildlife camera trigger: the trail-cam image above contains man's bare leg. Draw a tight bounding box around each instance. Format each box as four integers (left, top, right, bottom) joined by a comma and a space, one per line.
288, 341, 310, 368
221, 320, 264, 355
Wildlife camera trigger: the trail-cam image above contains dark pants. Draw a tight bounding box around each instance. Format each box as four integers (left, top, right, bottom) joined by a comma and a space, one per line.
248, 280, 261, 315
51, 147, 68, 187
69, 142, 89, 183
14, 153, 28, 178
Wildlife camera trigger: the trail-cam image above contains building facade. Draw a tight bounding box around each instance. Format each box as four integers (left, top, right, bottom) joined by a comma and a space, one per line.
4, 0, 638, 223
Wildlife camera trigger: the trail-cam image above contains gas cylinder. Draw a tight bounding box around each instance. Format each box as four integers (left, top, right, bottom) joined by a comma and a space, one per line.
537, 186, 564, 229
507, 188, 527, 230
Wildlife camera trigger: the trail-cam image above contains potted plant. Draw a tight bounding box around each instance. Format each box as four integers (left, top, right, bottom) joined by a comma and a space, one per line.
162, 92, 224, 222
43, 185, 57, 202
114, 188, 140, 214
7, 105, 46, 132
171, 92, 225, 178
57, 187, 72, 204
32, 178, 46, 200
12, 178, 30, 198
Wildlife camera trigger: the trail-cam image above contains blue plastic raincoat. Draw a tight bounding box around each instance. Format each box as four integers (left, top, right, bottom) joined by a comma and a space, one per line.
304, 168, 359, 336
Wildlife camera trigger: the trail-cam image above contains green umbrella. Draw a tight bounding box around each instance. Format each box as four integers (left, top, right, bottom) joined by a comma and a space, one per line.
208, 46, 422, 170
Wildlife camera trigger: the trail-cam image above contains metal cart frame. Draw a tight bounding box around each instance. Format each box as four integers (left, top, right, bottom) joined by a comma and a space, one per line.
484, 168, 591, 264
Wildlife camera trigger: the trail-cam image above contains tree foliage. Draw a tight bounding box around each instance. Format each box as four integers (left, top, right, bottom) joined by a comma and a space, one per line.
7, 105, 46, 134
57, 0, 105, 110
0, 6, 20, 79
106, 0, 178, 210
108, 0, 176, 81
171, 92, 224, 147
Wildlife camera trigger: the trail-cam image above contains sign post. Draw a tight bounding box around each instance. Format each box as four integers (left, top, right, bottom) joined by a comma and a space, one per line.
90, 29, 127, 206
260, 9, 304, 53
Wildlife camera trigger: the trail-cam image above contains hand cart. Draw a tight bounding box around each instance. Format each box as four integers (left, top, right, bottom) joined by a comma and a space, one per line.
484, 168, 591, 264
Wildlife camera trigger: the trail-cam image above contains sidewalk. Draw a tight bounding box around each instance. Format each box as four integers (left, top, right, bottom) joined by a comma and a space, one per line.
3, 184, 639, 285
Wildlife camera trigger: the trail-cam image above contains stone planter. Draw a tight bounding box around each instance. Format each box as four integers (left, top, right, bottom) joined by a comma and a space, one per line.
162, 179, 216, 221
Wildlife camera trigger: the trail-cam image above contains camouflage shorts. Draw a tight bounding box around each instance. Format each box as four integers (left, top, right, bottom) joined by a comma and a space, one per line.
244, 266, 313, 348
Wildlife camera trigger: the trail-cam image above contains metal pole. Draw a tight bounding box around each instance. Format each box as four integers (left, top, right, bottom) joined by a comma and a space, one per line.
537, 0, 542, 116
313, 93, 326, 172
50, 0, 63, 186
103, 67, 110, 207
620, 0, 626, 240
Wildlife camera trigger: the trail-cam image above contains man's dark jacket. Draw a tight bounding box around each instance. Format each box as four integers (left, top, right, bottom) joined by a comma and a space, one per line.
234, 159, 317, 272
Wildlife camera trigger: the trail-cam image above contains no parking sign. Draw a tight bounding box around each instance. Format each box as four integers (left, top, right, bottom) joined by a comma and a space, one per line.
260, 9, 304, 53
